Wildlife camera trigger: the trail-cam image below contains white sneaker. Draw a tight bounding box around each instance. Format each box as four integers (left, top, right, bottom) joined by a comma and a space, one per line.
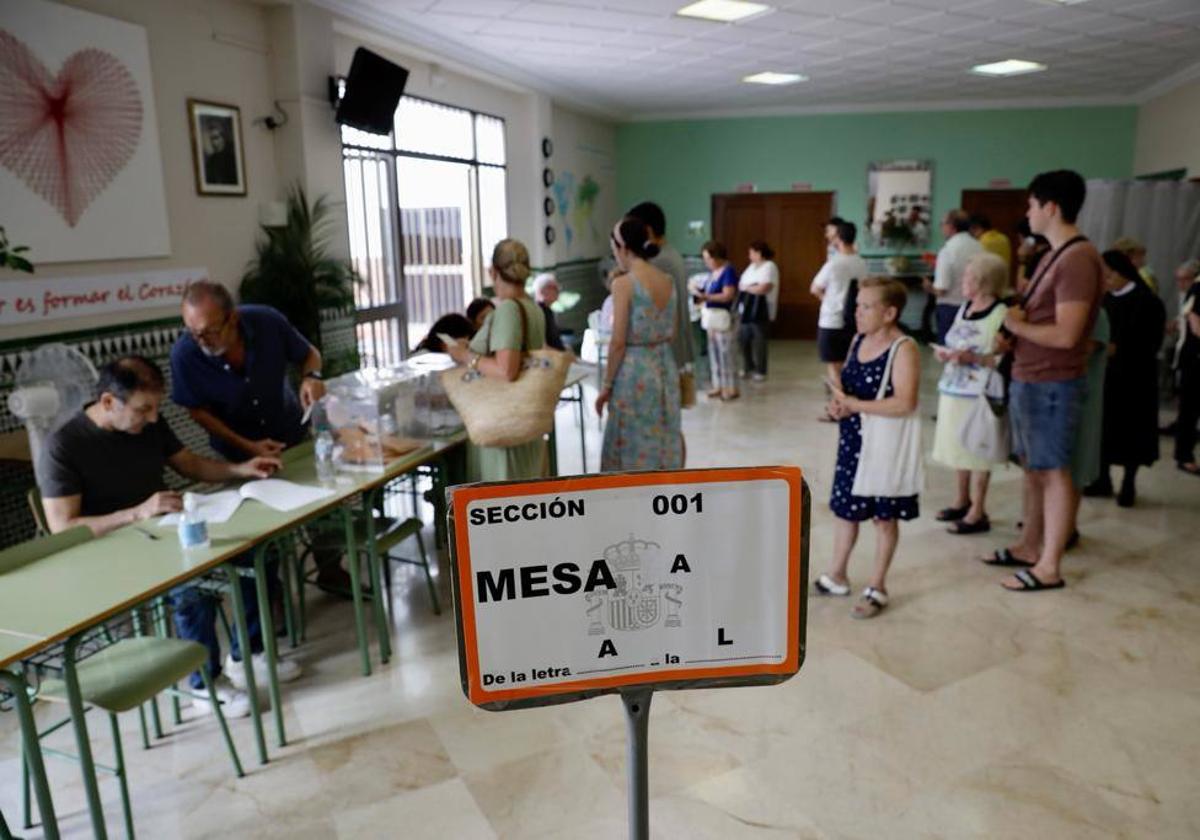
224, 653, 303, 690
752, 373, 766, 382
737, 369, 748, 379
193, 675, 251, 719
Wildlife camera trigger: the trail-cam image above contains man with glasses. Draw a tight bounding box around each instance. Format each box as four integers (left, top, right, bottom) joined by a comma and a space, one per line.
170, 281, 351, 592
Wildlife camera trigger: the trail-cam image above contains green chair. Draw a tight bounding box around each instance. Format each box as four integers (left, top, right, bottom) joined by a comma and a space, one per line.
30, 634, 244, 839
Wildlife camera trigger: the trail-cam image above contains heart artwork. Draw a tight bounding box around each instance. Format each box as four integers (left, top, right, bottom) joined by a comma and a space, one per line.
0, 30, 143, 227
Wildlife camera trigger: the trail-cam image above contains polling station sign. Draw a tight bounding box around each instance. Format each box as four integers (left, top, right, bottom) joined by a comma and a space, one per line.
448, 467, 809, 710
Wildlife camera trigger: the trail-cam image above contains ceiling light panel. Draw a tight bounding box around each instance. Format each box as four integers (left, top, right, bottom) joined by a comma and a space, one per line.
971, 59, 1048, 76
743, 71, 808, 84
676, 0, 773, 23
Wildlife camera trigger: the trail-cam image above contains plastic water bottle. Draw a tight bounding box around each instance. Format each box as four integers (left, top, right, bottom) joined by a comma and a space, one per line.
177, 492, 210, 551
315, 429, 336, 484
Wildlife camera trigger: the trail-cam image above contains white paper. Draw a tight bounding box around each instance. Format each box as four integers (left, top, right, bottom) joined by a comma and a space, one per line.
157, 479, 334, 526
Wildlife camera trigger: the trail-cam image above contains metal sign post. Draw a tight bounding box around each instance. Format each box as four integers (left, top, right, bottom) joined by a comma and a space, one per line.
448, 467, 810, 839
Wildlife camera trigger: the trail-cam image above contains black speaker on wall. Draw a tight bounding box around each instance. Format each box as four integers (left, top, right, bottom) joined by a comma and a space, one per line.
335, 48, 409, 135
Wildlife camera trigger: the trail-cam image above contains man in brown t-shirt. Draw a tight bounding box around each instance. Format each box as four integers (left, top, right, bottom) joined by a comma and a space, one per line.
987, 170, 1103, 592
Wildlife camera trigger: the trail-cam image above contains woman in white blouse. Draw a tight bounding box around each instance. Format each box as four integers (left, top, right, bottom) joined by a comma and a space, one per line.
737, 240, 780, 381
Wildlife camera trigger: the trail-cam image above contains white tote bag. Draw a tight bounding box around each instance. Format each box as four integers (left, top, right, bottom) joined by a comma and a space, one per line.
958, 369, 1010, 463
851, 336, 924, 497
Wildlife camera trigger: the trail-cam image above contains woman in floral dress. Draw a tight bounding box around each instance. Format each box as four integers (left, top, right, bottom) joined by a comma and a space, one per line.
596, 217, 683, 471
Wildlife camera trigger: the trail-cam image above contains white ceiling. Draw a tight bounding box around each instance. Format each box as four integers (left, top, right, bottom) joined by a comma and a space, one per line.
322, 0, 1200, 118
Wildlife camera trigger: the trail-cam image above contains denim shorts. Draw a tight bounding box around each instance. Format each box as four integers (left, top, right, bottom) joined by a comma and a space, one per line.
1009, 377, 1086, 471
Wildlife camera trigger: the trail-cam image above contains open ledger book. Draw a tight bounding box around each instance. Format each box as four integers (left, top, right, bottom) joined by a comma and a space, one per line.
158, 479, 336, 527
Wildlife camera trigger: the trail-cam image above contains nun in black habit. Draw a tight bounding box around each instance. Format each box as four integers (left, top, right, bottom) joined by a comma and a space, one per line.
1084, 250, 1166, 506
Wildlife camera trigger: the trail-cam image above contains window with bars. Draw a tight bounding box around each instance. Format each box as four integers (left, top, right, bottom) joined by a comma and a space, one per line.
341, 95, 508, 368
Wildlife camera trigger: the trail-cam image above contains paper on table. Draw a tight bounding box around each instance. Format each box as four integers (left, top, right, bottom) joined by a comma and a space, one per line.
158, 479, 335, 526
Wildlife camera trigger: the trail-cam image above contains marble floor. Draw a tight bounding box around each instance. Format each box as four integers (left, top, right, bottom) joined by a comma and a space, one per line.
3, 341, 1199, 839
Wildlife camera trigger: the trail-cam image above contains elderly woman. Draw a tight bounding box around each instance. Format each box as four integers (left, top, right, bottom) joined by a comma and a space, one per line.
446, 239, 548, 481
696, 240, 740, 400
931, 252, 1010, 534
816, 278, 921, 619
533, 272, 566, 351
737, 240, 779, 381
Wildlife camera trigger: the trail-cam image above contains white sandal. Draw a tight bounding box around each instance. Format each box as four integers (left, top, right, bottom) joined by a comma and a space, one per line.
814, 574, 851, 597
852, 587, 889, 619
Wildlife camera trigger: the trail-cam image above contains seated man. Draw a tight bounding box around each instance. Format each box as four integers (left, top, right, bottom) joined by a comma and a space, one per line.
37, 356, 300, 716
533, 272, 566, 351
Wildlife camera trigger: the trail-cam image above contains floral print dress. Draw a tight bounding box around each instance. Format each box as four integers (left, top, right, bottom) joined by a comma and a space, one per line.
601, 279, 683, 471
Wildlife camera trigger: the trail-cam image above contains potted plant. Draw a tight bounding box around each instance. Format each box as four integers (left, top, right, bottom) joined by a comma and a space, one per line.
0, 227, 34, 273
240, 185, 359, 372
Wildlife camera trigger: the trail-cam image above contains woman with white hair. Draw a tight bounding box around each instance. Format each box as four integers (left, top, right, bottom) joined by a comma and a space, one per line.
533, 272, 566, 351
931, 251, 1010, 535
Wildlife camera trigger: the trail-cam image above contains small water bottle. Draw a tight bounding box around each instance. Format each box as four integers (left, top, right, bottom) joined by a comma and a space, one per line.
315, 428, 336, 484
177, 492, 210, 551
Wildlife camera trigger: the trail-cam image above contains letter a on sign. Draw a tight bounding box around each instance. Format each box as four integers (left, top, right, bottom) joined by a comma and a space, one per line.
448, 466, 809, 711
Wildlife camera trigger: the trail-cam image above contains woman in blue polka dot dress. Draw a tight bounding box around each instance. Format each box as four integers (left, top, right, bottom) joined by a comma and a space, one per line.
815, 278, 921, 618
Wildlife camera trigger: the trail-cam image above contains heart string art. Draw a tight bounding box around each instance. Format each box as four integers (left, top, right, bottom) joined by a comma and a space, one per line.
0, 30, 143, 227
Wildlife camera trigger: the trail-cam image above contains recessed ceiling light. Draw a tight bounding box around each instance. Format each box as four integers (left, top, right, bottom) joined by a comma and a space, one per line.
676, 0, 772, 23
971, 59, 1047, 77
743, 71, 807, 85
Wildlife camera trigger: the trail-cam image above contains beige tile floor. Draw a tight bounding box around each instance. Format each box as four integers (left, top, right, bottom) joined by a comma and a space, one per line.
3, 342, 1199, 839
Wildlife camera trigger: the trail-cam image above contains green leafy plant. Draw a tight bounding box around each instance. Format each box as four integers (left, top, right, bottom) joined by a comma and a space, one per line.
239, 184, 358, 350
0, 227, 34, 273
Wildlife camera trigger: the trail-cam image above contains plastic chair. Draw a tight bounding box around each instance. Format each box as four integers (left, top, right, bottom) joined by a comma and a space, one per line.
31, 634, 244, 838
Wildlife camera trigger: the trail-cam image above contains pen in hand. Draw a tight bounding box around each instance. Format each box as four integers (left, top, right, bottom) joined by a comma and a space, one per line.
133, 525, 160, 541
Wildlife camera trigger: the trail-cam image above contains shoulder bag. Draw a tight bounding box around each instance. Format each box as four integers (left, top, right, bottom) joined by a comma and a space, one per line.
441, 301, 570, 447
957, 368, 1010, 463
851, 336, 924, 498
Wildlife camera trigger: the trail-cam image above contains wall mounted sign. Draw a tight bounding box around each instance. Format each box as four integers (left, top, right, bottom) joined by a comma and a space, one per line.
449, 467, 808, 710
0, 268, 207, 327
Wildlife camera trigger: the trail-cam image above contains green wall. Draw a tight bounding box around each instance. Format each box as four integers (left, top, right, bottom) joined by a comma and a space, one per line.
617, 106, 1137, 254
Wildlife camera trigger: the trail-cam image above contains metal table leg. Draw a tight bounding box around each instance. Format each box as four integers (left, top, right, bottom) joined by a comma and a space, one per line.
0, 670, 59, 840
62, 634, 107, 839
575, 382, 587, 472
362, 490, 391, 664
342, 505, 372, 677
224, 563, 268, 765
251, 543, 287, 748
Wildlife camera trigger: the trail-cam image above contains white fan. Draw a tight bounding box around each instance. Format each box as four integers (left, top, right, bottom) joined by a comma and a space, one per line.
7, 343, 98, 473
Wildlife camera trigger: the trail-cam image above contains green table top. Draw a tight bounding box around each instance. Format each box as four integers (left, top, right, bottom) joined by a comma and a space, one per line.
0, 432, 465, 669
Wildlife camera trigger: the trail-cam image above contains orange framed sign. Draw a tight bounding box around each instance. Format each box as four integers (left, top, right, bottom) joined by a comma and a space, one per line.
448, 467, 809, 711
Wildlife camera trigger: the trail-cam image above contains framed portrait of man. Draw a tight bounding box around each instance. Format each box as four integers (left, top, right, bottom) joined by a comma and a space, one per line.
187, 99, 246, 196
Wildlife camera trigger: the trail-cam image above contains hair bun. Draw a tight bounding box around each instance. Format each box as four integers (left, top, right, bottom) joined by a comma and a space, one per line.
643, 242, 660, 259
492, 238, 531, 285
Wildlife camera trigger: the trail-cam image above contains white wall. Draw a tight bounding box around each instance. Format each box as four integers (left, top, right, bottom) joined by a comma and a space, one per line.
1134, 75, 1200, 177
547, 105, 619, 263
0, 0, 282, 341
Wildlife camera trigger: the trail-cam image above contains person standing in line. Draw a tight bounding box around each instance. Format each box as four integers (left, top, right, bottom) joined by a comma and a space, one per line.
814, 279, 921, 619
969, 213, 1013, 271
737, 240, 779, 381
1112, 236, 1158, 294
1174, 262, 1200, 475
445, 239, 549, 481
931, 252, 1010, 535
985, 170, 1104, 592
696, 240, 740, 401
926, 209, 984, 345
824, 216, 845, 261
1163, 259, 1200, 437
533, 273, 567, 351
1083, 251, 1166, 505
811, 221, 868, 419
595, 217, 682, 471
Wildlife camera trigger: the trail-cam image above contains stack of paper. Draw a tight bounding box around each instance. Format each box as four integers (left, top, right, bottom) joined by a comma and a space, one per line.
159, 479, 335, 526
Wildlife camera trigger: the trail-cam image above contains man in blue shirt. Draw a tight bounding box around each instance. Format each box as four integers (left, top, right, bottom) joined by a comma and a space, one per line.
171, 280, 350, 591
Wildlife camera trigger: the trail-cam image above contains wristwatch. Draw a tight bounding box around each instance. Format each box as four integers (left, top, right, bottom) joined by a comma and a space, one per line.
304, 371, 323, 380
469, 354, 481, 371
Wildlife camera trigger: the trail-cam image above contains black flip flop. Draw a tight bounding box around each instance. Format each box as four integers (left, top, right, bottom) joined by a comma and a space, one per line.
1004, 569, 1065, 592
936, 505, 970, 522
982, 548, 1034, 568
949, 517, 990, 535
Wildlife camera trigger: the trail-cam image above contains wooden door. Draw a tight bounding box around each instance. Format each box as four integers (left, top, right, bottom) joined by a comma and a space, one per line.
712, 191, 833, 339
961, 188, 1028, 285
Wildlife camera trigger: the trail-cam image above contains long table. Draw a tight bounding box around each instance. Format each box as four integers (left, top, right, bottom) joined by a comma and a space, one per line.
0, 432, 466, 839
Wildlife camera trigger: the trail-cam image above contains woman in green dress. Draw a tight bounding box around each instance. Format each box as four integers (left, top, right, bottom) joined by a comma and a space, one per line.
446, 239, 548, 481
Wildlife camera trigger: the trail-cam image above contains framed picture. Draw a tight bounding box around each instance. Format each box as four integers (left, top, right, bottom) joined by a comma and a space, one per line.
187, 99, 246, 196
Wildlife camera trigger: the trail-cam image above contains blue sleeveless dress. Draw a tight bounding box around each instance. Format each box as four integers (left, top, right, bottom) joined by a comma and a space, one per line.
601, 279, 683, 471
830, 335, 920, 522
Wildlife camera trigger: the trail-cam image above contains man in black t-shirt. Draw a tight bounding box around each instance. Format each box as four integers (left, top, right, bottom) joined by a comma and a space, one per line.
37, 356, 287, 715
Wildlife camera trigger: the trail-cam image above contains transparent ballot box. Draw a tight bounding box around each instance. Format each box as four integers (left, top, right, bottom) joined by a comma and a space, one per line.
319, 355, 462, 470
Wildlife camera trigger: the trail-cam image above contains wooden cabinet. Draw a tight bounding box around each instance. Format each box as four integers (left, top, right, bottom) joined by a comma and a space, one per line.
961, 188, 1028, 286
712, 192, 834, 339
